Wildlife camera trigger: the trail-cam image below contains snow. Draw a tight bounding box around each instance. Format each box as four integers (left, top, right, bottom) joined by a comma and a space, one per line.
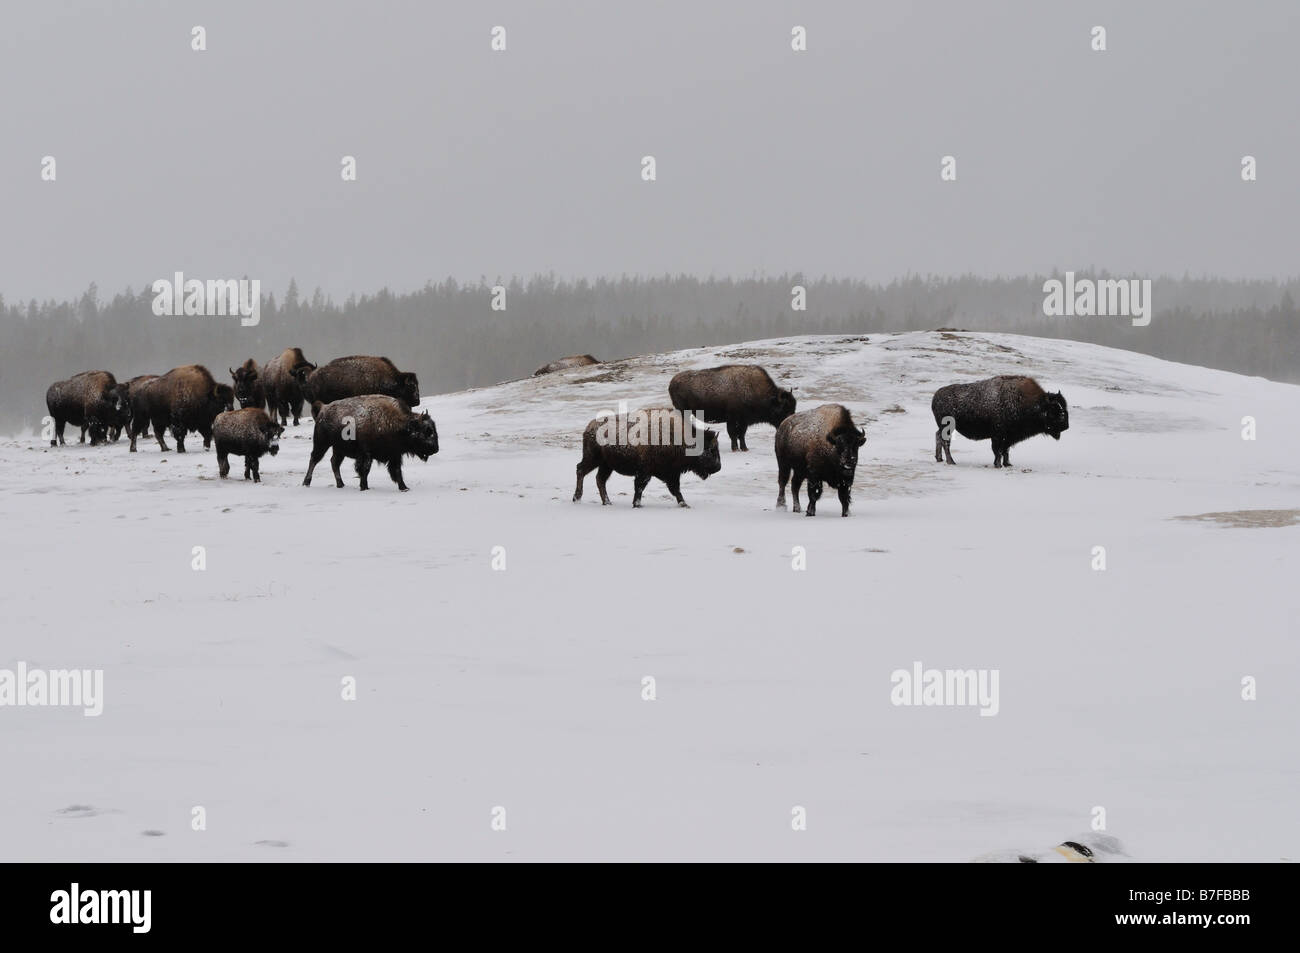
1, 330, 1296, 861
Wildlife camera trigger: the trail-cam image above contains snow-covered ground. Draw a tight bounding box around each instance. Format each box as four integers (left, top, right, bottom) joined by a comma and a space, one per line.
2, 330, 1297, 861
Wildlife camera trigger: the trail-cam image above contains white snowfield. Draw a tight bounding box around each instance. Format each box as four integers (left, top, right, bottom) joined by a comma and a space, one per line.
1, 330, 1297, 862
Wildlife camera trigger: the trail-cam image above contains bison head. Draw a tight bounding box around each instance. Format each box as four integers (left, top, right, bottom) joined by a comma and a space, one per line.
1040, 392, 1069, 440
214, 383, 236, 413
827, 426, 867, 482
769, 388, 797, 426
262, 419, 285, 456
402, 410, 439, 461
108, 385, 131, 441
692, 430, 722, 479
230, 364, 259, 408
290, 361, 317, 389
398, 372, 420, 407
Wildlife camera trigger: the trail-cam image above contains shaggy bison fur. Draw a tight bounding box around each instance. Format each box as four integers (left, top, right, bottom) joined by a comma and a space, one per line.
668, 364, 796, 452
302, 396, 439, 491
302, 355, 420, 409
128, 365, 234, 453
45, 371, 123, 446
212, 408, 284, 482
262, 347, 316, 426
775, 404, 867, 517
931, 376, 1069, 468
573, 407, 722, 508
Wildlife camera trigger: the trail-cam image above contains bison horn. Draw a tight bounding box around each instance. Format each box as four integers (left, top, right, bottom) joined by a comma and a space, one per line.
229, 367, 235, 376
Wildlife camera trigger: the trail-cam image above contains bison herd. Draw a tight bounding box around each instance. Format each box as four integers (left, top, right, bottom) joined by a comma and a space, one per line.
44, 349, 1069, 511
45, 350, 433, 492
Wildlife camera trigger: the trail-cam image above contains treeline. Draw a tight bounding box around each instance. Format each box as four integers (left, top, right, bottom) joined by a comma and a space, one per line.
2, 273, 1298, 431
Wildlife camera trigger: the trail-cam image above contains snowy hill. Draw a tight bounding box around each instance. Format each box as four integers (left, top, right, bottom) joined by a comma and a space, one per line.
1, 330, 1297, 861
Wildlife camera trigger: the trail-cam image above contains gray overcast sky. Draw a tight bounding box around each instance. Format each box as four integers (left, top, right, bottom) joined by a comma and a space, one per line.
1, 0, 1296, 302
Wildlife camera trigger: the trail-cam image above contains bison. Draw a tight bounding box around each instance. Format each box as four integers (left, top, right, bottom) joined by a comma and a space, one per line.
534, 354, 600, 376
262, 347, 317, 426
229, 359, 267, 410
302, 355, 420, 409
573, 407, 722, 508
212, 408, 284, 482
668, 364, 797, 452
128, 365, 234, 453
302, 396, 439, 492
775, 404, 866, 517
114, 374, 159, 441
44, 371, 123, 446
931, 376, 1069, 468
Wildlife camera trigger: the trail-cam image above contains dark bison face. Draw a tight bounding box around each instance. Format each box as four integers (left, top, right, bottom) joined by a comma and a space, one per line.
694, 430, 723, 478
214, 384, 236, 413
828, 427, 866, 480
262, 420, 285, 455
1041, 392, 1069, 439
230, 366, 259, 408
290, 362, 316, 388
398, 372, 420, 407
769, 388, 797, 425
108, 386, 131, 440
402, 411, 439, 460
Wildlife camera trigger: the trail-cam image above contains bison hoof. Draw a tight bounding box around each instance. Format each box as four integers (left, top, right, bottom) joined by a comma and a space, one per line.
398, 486, 409, 492
678, 501, 689, 508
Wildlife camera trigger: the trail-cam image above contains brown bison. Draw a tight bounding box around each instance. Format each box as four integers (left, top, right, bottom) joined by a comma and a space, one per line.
302, 396, 439, 492
301, 355, 420, 408
534, 354, 600, 376
111, 374, 159, 442
573, 407, 722, 508
261, 347, 316, 426
212, 408, 284, 482
128, 365, 234, 453
229, 359, 267, 410
668, 364, 797, 452
45, 371, 123, 446
775, 404, 866, 517
931, 376, 1069, 468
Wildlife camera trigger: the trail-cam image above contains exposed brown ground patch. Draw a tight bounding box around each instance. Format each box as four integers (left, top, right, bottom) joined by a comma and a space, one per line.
1174, 509, 1300, 529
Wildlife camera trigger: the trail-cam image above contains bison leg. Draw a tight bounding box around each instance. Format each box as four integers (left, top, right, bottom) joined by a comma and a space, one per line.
805, 479, 823, 517
776, 459, 790, 509
52, 417, 65, 447
573, 462, 592, 501
386, 458, 408, 492
290, 396, 304, 426
250, 456, 261, 483
330, 448, 347, 488
991, 439, 1004, 468
737, 423, 750, 452
217, 450, 230, 479
725, 420, 741, 452
595, 464, 613, 505
790, 471, 804, 513
174, 427, 188, 453
152, 416, 171, 452
355, 453, 373, 491
942, 436, 955, 465
632, 473, 651, 508
302, 440, 327, 486
837, 483, 852, 517
78, 423, 86, 444
665, 475, 688, 508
